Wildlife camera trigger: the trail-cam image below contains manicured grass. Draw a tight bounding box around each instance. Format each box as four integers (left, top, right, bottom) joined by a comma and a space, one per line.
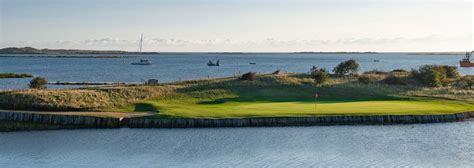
135, 93, 473, 119
118, 74, 473, 118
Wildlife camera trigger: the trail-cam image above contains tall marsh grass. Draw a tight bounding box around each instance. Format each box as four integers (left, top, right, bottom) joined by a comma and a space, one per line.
0, 85, 179, 111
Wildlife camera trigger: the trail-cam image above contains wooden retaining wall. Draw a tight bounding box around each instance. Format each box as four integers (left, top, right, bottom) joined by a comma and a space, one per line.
123, 112, 474, 128
0, 111, 472, 129
0, 112, 120, 128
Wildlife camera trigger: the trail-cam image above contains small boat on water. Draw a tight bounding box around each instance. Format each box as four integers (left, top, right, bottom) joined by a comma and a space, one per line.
249, 62, 256, 65
460, 51, 474, 67
131, 33, 152, 65
207, 60, 220, 66
373, 60, 380, 62
131, 59, 152, 65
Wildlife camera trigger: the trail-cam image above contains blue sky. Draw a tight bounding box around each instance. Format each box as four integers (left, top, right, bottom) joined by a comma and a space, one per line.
0, 0, 472, 52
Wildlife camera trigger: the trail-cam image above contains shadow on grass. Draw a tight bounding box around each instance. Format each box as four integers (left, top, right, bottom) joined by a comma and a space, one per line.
133, 103, 177, 118
162, 74, 423, 107
197, 97, 409, 105
191, 83, 413, 105
134, 103, 158, 112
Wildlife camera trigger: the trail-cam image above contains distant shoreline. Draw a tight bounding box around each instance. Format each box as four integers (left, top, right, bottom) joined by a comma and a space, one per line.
1, 47, 469, 55
0, 47, 130, 55
0, 55, 130, 58
0, 73, 33, 79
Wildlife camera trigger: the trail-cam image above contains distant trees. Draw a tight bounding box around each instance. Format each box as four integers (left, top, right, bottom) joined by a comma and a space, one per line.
333, 59, 359, 76
29, 77, 48, 89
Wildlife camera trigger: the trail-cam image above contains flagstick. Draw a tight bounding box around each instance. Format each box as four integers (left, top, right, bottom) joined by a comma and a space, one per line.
314, 93, 318, 111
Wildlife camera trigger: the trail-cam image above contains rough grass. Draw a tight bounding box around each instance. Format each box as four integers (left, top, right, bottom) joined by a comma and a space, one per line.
407, 87, 474, 103
0, 73, 472, 118
0, 85, 179, 111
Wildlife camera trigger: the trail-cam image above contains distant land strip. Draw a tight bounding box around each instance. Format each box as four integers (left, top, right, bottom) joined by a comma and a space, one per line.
0, 47, 155, 55
0, 55, 130, 58
1, 47, 470, 55
0, 73, 33, 79
0, 47, 380, 55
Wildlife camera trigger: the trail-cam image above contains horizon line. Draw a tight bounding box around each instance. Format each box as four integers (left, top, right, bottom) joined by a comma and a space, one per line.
1, 47, 472, 54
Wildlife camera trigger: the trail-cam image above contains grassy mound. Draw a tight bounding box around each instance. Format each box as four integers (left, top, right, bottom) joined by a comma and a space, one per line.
0, 85, 178, 111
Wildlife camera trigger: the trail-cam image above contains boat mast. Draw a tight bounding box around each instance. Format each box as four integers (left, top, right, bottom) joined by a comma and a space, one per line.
138, 33, 143, 53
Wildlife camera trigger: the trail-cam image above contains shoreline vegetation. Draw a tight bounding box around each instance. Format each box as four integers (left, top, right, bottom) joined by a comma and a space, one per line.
0, 73, 33, 79
0, 60, 472, 131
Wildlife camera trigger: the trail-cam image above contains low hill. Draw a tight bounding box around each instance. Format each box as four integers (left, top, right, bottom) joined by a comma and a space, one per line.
0, 47, 160, 55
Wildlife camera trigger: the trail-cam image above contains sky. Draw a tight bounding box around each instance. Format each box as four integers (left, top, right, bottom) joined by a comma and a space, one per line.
0, 0, 472, 52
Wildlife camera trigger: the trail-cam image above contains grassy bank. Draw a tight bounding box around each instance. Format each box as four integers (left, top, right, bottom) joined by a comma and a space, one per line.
0, 73, 33, 78
0, 73, 472, 118
0, 85, 179, 111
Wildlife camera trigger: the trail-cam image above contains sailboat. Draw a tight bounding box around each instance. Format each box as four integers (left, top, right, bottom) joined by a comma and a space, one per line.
459, 51, 474, 67
207, 59, 220, 66
131, 33, 152, 65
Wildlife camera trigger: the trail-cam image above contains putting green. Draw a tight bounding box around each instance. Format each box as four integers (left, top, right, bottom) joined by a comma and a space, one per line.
140, 99, 473, 118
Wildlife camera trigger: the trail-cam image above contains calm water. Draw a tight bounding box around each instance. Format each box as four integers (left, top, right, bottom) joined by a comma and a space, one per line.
0, 122, 472, 167
0, 53, 472, 89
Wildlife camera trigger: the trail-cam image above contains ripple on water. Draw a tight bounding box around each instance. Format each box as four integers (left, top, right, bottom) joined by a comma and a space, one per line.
0, 122, 473, 167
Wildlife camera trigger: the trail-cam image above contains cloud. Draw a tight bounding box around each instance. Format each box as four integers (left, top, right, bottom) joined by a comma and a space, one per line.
0, 34, 469, 52
82, 38, 130, 45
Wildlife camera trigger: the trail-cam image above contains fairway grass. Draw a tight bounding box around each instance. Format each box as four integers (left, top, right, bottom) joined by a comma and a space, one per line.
137, 99, 473, 118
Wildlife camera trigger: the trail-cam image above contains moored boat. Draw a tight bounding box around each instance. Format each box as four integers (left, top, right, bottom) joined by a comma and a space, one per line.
131, 33, 152, 65
207, 60, 220, 66
131, 59, 152, 65
459, 51, 474, 67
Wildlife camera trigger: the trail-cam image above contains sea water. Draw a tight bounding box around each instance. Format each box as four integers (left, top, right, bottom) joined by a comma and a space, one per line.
1, 53, 472, 89
0, 121, 472, 167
